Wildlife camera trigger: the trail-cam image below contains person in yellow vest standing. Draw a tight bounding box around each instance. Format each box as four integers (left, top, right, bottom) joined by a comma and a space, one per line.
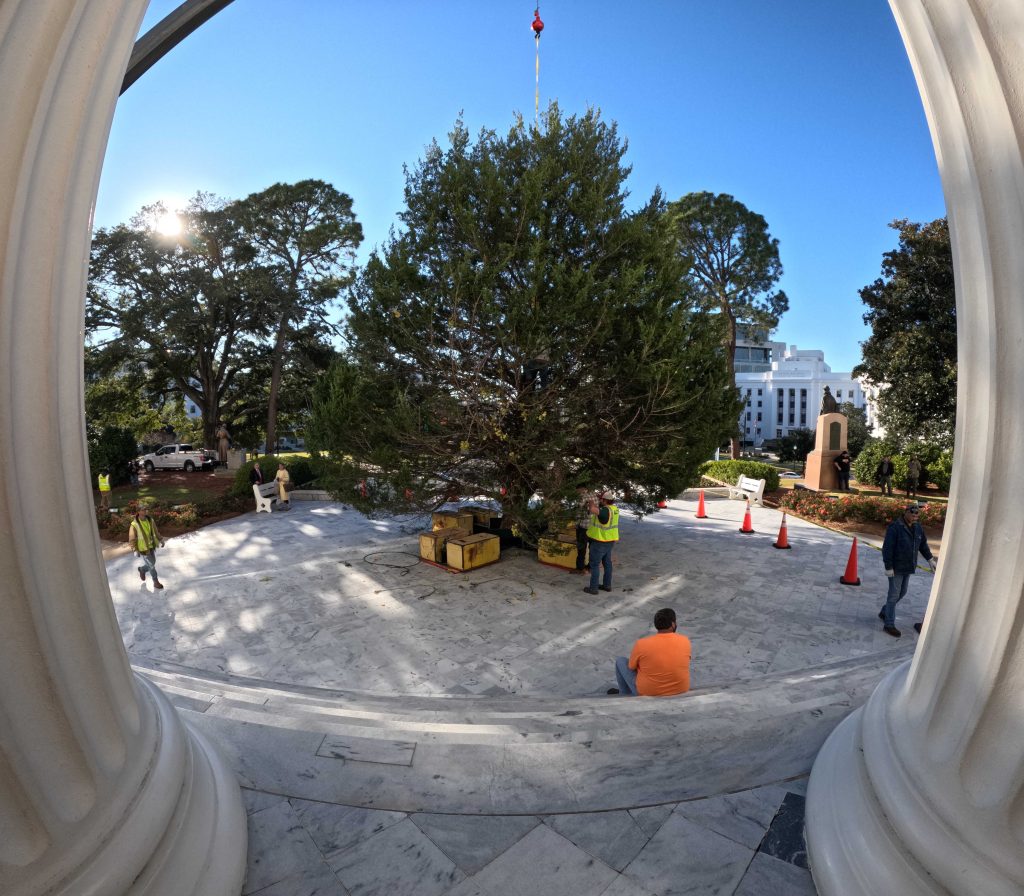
97, 468, 112, 510
129, 505, 165, 590
583, 493, 619, 595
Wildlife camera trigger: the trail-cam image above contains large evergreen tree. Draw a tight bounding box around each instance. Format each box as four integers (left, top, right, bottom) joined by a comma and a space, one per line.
854, 218, 956, 449
310, 107, 740, 537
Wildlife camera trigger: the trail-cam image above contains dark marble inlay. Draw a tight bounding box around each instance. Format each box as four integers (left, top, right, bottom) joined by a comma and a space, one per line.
757, 792, 808, 869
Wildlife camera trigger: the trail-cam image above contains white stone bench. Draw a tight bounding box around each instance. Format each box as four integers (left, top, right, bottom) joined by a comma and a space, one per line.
727, 474, 766, 506
253, 481, 278, 513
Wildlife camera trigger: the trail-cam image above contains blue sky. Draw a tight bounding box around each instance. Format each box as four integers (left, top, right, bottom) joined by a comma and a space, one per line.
95, 0, 946, 374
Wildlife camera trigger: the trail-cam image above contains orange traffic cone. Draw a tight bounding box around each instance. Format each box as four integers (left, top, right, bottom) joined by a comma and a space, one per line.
773, 512, 791, 549
839, 538, 861, 585
738, 498, 755, 534
696, 490, 708, 519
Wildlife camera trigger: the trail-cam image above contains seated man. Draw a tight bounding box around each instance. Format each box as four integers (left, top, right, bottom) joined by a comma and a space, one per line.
609, 608, 691, 696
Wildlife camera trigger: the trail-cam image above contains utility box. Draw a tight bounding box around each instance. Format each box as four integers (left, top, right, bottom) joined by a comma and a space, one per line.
431, 511, 474, 534
538, 535, 582, 570
464, 505, 502, 530
446, 533, 500, 571
420, 526, 465, 563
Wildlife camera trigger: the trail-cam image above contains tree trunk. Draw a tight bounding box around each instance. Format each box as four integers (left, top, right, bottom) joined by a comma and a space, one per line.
265, 311, 290, 456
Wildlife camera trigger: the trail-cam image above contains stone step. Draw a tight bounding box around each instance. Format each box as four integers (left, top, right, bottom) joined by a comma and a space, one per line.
134, 651, 906, 815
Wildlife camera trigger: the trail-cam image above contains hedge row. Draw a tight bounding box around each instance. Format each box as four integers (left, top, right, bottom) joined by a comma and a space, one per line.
97, 492, 250, 537
779, 490, 947, 527
697, 460, 780, 493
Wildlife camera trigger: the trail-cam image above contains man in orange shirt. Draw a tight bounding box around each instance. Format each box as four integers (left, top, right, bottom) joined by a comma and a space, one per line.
608, 608, 691, 696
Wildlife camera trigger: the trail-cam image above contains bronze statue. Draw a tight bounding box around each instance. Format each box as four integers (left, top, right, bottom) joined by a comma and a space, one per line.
820, 386, 838, 415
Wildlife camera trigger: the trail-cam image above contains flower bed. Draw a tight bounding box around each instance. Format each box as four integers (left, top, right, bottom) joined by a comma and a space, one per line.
98, 492, 250, 538
779, 490, 946, 527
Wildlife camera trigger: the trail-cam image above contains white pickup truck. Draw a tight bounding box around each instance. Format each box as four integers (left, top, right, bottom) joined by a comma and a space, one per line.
138, 443, 216, 473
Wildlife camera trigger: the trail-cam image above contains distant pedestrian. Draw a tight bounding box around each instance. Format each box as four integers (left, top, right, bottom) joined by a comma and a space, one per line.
583, 493, 618, 595
875, 455, 895, 496
834, 450, 852, 492
97, 468, 111, 510
905, 455, 922, 498
573, 485, 597, 575
275, 463, 291, 509
608, 608, 691, 696
879, 503, 935, 637
127, 458, 140, 487
129, 505, 165, 590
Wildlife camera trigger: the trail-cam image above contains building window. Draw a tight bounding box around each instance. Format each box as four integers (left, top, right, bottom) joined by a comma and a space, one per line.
757, 400, 762, 408
777, 412, 783, 425
836, 389, 843, 399
746, 412, 751, 421
776, 428, 783, 438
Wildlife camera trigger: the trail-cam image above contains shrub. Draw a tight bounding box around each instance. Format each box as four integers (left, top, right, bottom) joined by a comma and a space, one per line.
779, 490, 947, 526
698, 460, 780, 493
88, 425, 138, 487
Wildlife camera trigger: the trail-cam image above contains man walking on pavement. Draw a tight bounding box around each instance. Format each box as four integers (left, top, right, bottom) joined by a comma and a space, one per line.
583, 493, 619, 596
879, 503, 935, 637
129, 504, 166, 590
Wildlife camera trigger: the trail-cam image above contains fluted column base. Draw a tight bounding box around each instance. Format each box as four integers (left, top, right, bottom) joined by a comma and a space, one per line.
19, 676, 247, 896
807, 663, 1022, 896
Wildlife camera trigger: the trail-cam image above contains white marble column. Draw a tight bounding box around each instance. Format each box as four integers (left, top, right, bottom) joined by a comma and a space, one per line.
0, 2, 246, 894
807, 2, 1024, 894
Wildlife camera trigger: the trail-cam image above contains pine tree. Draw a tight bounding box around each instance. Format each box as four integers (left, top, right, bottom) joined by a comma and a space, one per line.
310, 107, 740, 538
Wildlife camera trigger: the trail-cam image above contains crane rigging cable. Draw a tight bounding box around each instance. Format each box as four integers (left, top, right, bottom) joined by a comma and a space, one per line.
532, 6, 545, 124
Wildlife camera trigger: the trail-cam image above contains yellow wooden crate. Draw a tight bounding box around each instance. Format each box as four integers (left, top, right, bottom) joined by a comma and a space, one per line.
431, 511, 474, 533
419, 526, 465, 563
463, 505, 499, 526
538, 536, 583, 570
446, 533, 500, 571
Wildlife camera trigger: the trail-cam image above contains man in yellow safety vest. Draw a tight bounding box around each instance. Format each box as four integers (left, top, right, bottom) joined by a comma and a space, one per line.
129, 505, 165, 590
97, 468, 111, 510
583, 493, 619, 595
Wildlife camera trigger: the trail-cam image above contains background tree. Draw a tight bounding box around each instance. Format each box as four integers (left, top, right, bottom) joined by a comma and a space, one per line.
667, 192, 788, 458
838, 401, 871, 456
777, 428, 815, 466
228, 180, 362, 456
854, 218, 956, 449
310, 107, 740, 538
87, 195, 275, 446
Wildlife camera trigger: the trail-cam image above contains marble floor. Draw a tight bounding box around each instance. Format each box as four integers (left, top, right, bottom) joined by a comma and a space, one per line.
106, 491, 938, 895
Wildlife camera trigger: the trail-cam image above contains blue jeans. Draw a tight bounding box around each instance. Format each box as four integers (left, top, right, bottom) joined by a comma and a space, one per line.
589, 540, 614, 590
614, 656, 638, 695
138, 549, 159, 583
881, 573, 911, 626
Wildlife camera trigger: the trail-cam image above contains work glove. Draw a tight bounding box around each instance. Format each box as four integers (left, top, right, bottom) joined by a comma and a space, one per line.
159, 541, 165, 548
928, 558, 937, 573
134, 551, 141, 558
885, 569, 894, 578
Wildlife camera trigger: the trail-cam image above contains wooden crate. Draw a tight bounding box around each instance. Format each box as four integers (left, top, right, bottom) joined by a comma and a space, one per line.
419, 526, 465, 563
538, 535, 583, 570
431, 511, 474, 533
462, 505, 498, 525
445, 533, 500, 571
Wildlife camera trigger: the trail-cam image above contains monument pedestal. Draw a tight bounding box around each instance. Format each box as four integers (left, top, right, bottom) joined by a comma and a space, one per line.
803, 413, 847, 491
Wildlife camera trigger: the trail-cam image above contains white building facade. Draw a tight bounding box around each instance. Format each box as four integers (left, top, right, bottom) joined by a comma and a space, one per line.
734, 336, 874, 447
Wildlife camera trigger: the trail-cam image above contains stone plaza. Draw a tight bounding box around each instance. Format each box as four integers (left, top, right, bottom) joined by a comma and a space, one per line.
107, 491, 930, 895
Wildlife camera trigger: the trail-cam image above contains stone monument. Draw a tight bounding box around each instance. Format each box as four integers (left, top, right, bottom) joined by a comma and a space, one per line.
802, 387, 847, 491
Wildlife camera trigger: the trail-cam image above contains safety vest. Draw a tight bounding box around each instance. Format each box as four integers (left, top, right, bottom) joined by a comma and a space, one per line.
587, 505, 619, 542
98, 473, 111, 492
131, 517, 157, 552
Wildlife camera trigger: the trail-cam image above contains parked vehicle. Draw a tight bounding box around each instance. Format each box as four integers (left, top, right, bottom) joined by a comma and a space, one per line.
138, 444, 216, 473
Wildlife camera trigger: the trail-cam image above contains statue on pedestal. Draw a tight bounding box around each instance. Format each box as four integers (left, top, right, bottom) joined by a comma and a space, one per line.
819, 385, 838, 415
